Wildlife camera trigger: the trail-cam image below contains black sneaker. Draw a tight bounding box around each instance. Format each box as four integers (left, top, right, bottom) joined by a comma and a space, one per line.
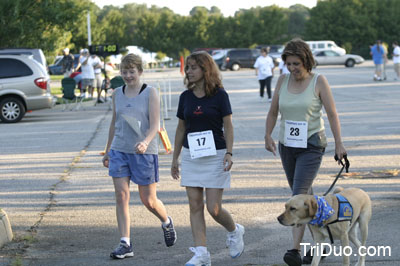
302, 248, 328, 264
162, 216, 177, 247
283, 249, 302, 266
110, 240, 134, 259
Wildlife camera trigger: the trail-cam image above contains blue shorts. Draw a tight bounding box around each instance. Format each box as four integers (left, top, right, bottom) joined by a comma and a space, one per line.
108, 149, 159, 185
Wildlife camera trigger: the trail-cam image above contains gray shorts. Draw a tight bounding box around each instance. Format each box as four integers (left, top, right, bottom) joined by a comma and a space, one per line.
82, 78, 94, 88
394, 63, 400, 73
279, 142, 325, 196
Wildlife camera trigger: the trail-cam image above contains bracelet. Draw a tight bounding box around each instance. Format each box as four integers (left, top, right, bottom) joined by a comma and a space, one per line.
225, 152, 233, 156
142, 140, 149, 146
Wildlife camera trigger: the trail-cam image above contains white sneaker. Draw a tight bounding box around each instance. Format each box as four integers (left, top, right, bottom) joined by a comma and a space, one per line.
185, 247, 211, 266
226, 224, 245, 258
268, 98, 272, 102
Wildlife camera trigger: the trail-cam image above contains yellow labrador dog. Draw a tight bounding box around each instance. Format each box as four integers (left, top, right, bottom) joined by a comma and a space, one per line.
277, 187, 372, 266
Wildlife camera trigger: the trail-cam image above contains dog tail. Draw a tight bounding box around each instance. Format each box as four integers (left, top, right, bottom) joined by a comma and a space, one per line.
333, 186, 344, 194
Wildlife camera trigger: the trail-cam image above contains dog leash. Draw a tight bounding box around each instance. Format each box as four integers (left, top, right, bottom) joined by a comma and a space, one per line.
323, 154, 350, 196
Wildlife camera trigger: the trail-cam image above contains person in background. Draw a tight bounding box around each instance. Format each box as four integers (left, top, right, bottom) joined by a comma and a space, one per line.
102, 53, 177, 260
264, 39, 346, 266
278, 59, 290, 75
76, 49, 95, 98
382, 42, 388, 80
254, 47, 275, 102
60, 48, 74, 77
90, 54, 103, 101
370, 40, 385, 81
392, 41, 400, 80
171, 51, 244, 266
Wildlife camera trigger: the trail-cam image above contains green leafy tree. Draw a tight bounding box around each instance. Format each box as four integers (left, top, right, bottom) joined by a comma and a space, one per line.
0, 0, 90, 58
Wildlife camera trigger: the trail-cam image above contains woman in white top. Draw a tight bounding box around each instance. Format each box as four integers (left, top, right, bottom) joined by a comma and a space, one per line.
254, 47, 275, 102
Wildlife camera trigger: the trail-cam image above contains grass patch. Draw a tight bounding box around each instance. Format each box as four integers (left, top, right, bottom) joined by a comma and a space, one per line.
51, 87, 63, 95
22, 234, 37, 244
50, 75, 64, 81
11, 256, 22, 266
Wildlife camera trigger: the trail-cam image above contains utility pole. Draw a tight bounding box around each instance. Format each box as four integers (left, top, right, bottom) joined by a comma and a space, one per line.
87, 11, 91, 46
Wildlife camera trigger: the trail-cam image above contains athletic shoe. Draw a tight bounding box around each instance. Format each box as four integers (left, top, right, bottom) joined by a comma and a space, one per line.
162, 216, 177, 247
110, 240, 134, 259
283, 249, 301, 266
185, 247, 211, 266
268, 98, 272, 102
226, 223, 245, 258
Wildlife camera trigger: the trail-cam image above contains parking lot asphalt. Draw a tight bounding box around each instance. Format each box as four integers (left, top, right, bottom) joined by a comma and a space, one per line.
0, 61, 399, 265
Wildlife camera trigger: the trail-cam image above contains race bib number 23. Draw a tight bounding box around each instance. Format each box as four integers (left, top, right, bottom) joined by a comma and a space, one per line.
284, 120, 308, 148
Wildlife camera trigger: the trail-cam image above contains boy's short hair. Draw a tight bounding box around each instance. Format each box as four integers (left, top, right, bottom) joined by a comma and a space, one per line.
120, 53, 143, 72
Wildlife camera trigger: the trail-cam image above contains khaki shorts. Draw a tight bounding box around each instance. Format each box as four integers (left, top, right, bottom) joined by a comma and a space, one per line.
394, 63, 400, 73
95, 73, 102, 88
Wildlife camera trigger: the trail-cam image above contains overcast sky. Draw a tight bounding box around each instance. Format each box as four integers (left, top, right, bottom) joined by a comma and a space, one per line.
92, 0, 317, 17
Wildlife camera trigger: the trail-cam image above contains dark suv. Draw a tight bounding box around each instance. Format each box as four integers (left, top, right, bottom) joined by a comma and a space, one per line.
220, 48, 260, 71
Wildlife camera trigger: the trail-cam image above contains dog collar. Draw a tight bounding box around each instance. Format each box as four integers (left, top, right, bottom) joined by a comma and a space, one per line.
309, 196, 335, 227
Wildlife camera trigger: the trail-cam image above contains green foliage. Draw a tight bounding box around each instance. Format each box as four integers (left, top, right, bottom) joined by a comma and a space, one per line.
305, 0, 400, 58
4, 0, 400, 62
0, 0, 90, 56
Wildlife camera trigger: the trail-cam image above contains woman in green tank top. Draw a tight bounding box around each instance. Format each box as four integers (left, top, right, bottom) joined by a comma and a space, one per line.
264, 39, 347, 266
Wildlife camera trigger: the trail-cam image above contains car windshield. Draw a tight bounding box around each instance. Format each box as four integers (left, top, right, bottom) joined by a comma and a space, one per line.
53, 56, 63, 65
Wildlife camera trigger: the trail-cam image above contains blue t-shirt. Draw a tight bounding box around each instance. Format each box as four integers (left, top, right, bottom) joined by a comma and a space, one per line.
177, 88, 232, 150
371, 44, 384, 65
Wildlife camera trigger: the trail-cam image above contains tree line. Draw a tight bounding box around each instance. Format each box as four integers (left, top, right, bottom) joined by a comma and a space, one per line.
1, 0, 400, 63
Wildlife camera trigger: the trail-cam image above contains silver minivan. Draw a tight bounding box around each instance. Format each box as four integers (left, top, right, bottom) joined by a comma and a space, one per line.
0, 54, 53, 123
0, 48, 48, 70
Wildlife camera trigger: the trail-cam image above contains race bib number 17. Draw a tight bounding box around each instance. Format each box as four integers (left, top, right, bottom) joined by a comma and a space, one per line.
187, 130, 217, 159
284, 120, 308, 148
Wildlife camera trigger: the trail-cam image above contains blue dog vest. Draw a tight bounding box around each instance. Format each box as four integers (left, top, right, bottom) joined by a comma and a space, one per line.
335, 194, 353, 221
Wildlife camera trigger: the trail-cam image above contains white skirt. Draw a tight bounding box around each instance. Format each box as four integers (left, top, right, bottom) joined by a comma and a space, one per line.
180, 148, 231, 188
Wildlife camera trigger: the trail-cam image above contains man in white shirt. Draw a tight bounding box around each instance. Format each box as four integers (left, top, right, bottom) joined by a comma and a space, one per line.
76, 48, 95, 98
90, 54, 103, 100
392, 41, 400, 80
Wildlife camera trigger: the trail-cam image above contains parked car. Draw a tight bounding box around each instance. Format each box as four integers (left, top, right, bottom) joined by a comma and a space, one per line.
0, 48, 48, 70
48, 54, 80, 75
0, 54, 52, 123
212, 49, 228, 69
306, 40, 346, 55
220, 48, 260, 71
313, 50, 364, 67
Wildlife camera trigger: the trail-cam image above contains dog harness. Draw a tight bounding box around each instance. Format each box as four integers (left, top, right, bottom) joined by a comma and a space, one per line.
329, 194, 353, 223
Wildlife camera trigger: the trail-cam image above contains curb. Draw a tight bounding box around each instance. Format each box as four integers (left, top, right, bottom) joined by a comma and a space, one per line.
0, 209, 13, 248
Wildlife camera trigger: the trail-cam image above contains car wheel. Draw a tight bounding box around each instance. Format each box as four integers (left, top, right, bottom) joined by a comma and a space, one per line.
0, 97, 26, 123
231, 63, 240, 71
345, 59, 355, 67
